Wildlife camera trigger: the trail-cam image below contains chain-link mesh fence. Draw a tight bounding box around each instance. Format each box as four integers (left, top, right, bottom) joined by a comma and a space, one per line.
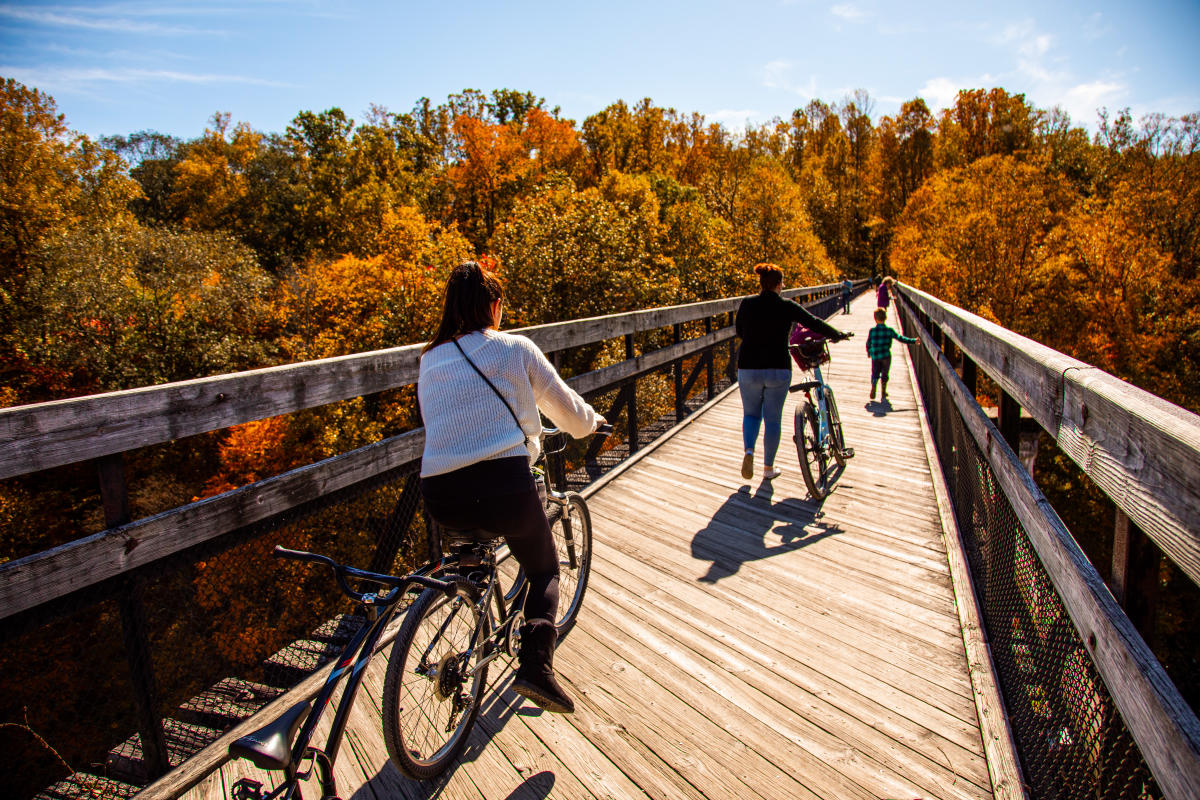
903, 306, 1163, 800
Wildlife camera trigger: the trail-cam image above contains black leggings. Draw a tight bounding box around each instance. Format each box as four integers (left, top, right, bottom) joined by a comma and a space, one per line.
421, 456, 558, 624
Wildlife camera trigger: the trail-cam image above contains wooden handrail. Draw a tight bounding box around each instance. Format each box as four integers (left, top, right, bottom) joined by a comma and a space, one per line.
0, 285, 842, 481
896, 292, 1200, 800
897, 284, 1200, 588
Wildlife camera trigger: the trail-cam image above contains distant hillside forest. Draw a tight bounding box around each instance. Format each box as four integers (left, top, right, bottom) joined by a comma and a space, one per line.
1, 77, 1198, 796
2, 78, 1196, 414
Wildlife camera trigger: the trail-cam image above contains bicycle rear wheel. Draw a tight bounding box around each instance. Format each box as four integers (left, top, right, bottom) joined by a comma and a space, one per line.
381, 585, 489, 780
549, 492, 592, 634
795, 401, 829, 500
824, 386, 847, 468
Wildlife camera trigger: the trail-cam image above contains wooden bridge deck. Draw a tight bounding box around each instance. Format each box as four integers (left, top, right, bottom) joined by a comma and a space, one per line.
185, 297, 998, 800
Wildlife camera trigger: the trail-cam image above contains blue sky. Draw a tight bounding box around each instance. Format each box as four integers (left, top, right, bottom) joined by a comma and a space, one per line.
2, 0, 1197, 141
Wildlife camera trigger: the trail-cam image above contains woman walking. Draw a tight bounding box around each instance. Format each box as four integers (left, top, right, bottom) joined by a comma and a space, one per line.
418, 261, 605, 713
735, 264, 851, 481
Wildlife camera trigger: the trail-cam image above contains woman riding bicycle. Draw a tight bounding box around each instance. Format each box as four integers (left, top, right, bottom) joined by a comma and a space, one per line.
418, 261, 604, 714
735, 263, 851, 481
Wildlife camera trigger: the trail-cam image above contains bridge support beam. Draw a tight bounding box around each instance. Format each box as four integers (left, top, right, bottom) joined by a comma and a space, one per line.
1112, 511, 1161, 647
99, 454, 171, 780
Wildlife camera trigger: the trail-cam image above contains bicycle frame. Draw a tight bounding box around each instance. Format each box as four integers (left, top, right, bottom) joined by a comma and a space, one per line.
809, 364, 832, 446
230, 552, 456, 800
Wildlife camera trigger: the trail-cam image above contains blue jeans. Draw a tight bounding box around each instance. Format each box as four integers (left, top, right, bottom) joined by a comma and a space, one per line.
738, 368, 791, 466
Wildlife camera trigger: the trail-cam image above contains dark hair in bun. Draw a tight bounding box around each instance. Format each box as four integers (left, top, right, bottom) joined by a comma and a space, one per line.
753, 262, 783, 291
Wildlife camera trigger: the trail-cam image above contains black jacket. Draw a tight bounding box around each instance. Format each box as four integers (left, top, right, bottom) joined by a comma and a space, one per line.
735, 291, 842, 370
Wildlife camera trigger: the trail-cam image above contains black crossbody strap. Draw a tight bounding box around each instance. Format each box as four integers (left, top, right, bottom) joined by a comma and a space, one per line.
452, 338, 526, 435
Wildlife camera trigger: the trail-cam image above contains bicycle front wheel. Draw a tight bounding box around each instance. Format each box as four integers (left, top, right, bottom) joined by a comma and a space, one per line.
381, 585, 489, 780
824, 386, 847, 468
795, 401, 829, 500
549, 492, 593, 634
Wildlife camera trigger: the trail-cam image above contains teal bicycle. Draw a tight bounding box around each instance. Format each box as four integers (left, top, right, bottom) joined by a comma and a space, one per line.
789, 331, 854, 499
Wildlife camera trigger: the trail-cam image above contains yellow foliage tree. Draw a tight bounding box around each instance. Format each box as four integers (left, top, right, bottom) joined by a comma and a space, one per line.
891, 154, 1074, 336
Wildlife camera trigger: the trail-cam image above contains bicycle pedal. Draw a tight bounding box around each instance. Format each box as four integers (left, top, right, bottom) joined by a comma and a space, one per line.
231, 778, 263, 800
842, 447, 855, 459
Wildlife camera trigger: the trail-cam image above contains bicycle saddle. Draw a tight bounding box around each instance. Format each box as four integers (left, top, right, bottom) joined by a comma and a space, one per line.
441, 526, 505, 546
229, 701, 310, 771
788, 381, 821, 393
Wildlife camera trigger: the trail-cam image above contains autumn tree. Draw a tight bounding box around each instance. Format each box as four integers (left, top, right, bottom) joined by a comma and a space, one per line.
891, 154, 1074, 337
12, 223, 274, 399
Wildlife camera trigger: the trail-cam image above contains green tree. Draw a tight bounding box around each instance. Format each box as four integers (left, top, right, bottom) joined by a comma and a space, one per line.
13, 223, 274, 399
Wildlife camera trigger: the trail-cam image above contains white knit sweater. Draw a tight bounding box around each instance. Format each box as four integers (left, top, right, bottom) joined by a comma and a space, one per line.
418, 329, 598, 477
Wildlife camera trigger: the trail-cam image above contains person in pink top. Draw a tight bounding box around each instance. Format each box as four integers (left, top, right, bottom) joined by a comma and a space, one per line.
876, 276, 894, 310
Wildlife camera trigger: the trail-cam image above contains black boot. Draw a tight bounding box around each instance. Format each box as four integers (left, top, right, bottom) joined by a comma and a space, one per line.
512, 619, 574, 713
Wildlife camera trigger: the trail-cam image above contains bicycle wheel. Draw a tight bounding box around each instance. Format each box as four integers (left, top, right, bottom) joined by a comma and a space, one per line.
794, 401, 829, 500
549, 492, 592, 634
381, 585, 489, 780
824, 386, 847, 468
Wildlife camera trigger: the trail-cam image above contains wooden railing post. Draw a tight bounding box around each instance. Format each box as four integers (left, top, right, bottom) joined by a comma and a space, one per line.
998, 390, 1022, 453
673, 323, 685, 420
961, 356, 978, 400
727, 312, 738, 383
99, 454, 170, 779
705, 317, 715, 399
625, 335, 639, 454
1112, 511, 1162, 647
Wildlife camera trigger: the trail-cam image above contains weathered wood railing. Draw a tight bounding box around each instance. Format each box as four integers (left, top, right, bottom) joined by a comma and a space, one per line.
0, 281, 855, 799
895, 283, 1200, 800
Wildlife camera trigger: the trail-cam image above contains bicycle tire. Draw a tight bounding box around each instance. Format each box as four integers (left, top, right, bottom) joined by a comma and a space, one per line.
795, 401, 829, 500
381, 585, 489, 780
549, 492, 592, 634
825, 386, 847, 468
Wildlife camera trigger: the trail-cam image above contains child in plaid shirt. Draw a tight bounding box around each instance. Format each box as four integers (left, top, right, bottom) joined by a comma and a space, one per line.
866, 307, 918, 400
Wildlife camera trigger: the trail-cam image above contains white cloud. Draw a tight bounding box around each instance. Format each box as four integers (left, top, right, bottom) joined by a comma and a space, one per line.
709, 109, 763, 129
0, 65, 293, 93
830, 3, 867, 22
1060, 80, 1127, 122
763, 60, 817, 98
1083, 12, 1109, 41
0, 6, 224, 35
918, 77, 960, 112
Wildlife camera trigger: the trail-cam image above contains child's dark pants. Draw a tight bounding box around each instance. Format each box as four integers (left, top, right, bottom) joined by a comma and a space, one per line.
871, 356, 892, 395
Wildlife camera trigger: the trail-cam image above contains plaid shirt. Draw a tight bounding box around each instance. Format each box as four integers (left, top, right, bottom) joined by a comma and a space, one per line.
866, 323, 915, 360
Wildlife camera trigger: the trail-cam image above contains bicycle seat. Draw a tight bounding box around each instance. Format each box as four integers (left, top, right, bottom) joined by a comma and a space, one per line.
789, 381, 821, 393
229, 700, 310, 771
441, 526, 505, 547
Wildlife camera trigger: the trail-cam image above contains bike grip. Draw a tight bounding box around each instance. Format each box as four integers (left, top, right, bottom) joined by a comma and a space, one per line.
274, 546, 325, 564
596, 423, 614, 436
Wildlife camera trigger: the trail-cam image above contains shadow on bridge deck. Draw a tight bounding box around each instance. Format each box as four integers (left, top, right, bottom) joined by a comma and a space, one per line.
187, 295, 997, 800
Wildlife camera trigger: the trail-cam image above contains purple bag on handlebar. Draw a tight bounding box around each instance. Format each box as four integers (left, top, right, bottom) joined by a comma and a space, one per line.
789, 325, 829, 371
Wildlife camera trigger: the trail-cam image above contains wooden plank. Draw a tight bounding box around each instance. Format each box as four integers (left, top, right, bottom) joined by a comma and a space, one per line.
579, 562, 990, 800
899, 284, 1200, 588
585, 516, 986, 755
905, 304, 1200, 800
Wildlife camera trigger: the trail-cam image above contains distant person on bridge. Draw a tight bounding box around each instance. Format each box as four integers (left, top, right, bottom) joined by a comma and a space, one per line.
841, 277, 853, 313
736, 263, 851, 481
418, 261, 606, 714
866, 307, 918, 401
877, 275, 894, 310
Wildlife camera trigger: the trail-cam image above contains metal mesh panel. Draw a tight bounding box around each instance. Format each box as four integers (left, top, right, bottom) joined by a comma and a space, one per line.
906, 314, 1163, 800
1, 460, 427, 798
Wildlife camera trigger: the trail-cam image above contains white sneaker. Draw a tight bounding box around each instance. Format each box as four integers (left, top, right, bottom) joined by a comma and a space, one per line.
763, 467, 782, 480
741, 452, 754, 480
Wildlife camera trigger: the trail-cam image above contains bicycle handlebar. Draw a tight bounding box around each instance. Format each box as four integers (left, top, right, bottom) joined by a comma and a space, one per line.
274, 546, 453, 604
